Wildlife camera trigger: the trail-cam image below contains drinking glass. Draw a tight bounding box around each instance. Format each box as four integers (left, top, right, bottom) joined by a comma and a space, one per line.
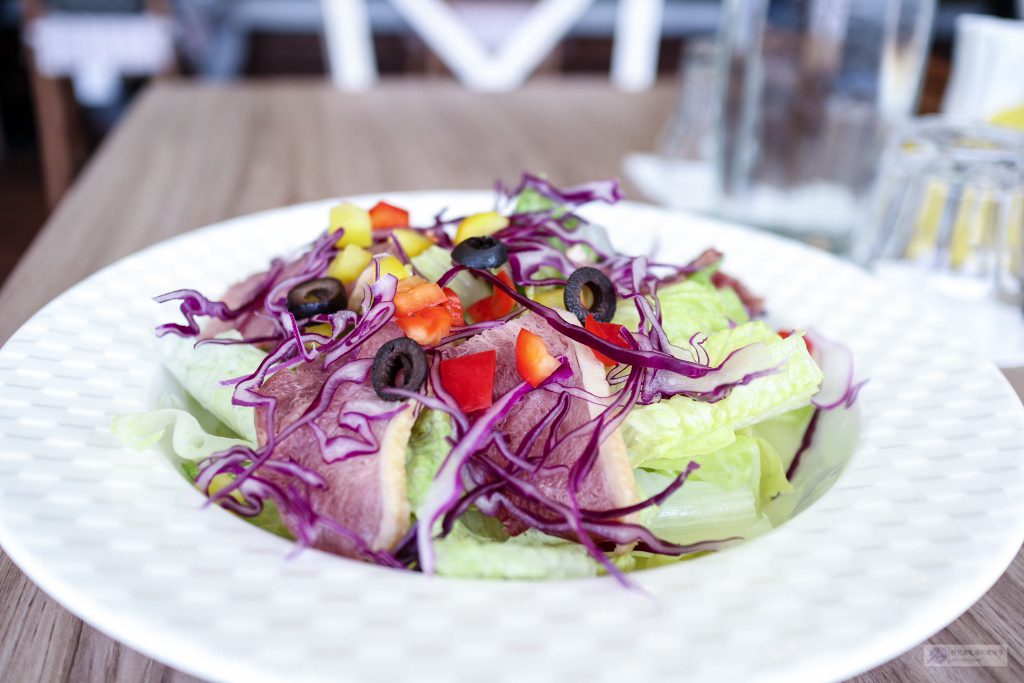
856, 117, 1024, 304
711, 0, 936, 254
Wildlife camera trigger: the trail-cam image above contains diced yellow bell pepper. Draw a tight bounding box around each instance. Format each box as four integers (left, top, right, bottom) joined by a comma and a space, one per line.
375, 255, 409, 281
454, 211, 509, 244
531, 287, 566, 309
348, 256, 414, 312
302, 323, 334, 351
304, 323, 334, 338
327, 243, 373, 284
328, 202, 372, 247
389, 228, 435, 257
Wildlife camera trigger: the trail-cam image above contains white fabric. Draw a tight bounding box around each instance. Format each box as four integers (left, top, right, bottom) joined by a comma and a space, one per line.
26, 13, 175, 105
941, 15, 1024, 122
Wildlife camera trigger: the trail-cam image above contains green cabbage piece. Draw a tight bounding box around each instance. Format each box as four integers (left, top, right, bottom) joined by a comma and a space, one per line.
640, 432, 792, 510
113, 333, 294, 539
114, 331, 265, 461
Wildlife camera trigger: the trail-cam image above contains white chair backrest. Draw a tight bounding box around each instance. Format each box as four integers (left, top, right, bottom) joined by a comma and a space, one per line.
320, 0, 664, 91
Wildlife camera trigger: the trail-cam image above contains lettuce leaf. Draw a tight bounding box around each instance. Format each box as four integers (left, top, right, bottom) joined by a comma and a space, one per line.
111, 405, 252, 461
753, 435, 794, 510
703, 322, 822, 428
410, 245, 491, 305
622, 321, 822, 466
746, 403, 816, 474
158, 332, 266, 443
433, 522, 600, 579
404, 408, 453, 516
634, 468, 772, 546
612, 277, 749, 346
180, 462, 292, 539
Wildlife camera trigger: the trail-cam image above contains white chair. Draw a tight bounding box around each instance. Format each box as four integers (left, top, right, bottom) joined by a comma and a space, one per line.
20, 0, 177, 205
320, 0, 667, 91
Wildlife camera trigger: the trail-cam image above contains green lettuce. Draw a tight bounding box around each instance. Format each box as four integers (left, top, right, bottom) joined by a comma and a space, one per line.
514, 186, 556, 213
747, 403, 816, 474
612, 276, 749, 346
410, 245, 490, 305
622, 321, 822, 466
405, 408, 454, 515
634, 468, 772, 546
180, 461, 293, 539
405, 409, 610, 579
158, 332, 266, 443
111, 403, 252, 462
433, 522, 601, 579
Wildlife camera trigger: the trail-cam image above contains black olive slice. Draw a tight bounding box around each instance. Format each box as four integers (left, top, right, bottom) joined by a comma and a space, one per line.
564, 267, 616, 323
287, 277, 347, 319
451, 236, 509, 269
372, 337, 428, 401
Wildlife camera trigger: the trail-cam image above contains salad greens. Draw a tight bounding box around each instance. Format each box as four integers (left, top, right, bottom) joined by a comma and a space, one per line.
113, 174, 861, 583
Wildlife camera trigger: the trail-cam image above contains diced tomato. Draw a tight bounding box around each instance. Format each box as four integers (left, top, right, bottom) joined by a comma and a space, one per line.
515, 328, 561, 387
440, 350, 496, 412
441, 287, 465, 326
778, 329, 814, 355
394, 277, 448, 317
369, 201, 409, 229
467, 271, 516, 322
584, 315, 628, 366
394, 306, 451, 346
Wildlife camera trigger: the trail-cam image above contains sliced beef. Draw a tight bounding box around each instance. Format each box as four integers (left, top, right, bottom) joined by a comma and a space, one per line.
253, 323, 413, 558
202, 257, 308, 345
442, 312, 638, 536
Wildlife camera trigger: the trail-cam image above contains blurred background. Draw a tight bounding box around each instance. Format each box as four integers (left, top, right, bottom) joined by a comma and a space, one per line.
0, 0, 1019, 285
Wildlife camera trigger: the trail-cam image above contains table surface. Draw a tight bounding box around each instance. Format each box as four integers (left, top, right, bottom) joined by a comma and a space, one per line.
0, 77, 1021, 683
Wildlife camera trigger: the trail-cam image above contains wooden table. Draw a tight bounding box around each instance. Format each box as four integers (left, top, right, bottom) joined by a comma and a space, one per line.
0, 77, 1021, 682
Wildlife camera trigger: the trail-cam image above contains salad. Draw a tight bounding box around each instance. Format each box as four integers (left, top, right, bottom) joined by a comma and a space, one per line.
114, 175, 861, 582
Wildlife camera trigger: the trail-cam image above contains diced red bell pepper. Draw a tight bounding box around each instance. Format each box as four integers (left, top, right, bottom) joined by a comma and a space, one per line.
369, 201, 409, 229
515, 328, 561, 387
467, 271, 516, 322
440, 350, 496, 413
394, 305, 451, 346
778, 329, 814, 355
394, 277, 449, 317
442, 287, 465, 326
584, 315, 628, 366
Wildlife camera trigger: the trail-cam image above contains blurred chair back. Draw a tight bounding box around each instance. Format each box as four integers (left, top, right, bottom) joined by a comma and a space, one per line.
21, 0, 176, 207
320, 0, 665, 91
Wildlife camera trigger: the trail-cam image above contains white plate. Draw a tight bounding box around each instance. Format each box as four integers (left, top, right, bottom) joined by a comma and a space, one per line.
1, 192, 1023, 683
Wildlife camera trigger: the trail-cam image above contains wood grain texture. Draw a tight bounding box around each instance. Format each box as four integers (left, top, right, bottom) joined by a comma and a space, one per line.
0, 77, 1020, 683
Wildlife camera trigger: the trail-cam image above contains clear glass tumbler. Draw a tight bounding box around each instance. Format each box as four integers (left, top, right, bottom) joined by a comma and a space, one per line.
856, 117, 1024, 304
711, 0, 936, 254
